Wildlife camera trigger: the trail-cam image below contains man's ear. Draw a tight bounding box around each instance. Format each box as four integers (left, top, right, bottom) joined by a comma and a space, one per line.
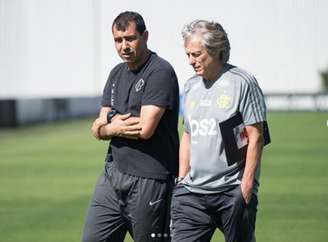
142, 30, 149, 42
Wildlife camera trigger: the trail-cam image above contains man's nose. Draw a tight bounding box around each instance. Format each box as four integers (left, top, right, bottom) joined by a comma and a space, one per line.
188, 56, 196, 65
122, 39, 130, 50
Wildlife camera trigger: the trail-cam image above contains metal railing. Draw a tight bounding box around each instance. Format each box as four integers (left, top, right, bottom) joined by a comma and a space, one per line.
264, 92, 328, 111
1, 93, 327, 127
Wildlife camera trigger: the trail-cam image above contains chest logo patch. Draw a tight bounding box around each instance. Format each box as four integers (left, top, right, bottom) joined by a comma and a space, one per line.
135, 78, 145, 92
217, 94, 231, 109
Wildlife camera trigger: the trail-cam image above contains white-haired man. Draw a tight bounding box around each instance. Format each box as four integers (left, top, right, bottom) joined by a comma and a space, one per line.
171, 20, 268, 242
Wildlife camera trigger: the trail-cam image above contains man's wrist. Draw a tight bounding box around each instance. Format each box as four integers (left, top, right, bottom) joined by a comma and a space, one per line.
106, 109, 118, 123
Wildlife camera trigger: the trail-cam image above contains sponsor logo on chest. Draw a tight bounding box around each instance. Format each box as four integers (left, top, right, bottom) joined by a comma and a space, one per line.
199, 99, 212, 107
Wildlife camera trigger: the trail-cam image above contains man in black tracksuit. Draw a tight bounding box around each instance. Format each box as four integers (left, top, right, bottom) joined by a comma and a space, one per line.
81, 11, 179, 242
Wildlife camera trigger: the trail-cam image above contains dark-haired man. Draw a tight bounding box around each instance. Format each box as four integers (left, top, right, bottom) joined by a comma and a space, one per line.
82, 11, 179, 242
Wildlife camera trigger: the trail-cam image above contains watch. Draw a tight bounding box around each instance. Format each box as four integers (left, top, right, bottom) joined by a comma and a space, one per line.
175, 177, 185, 185
106, 109, 117, 123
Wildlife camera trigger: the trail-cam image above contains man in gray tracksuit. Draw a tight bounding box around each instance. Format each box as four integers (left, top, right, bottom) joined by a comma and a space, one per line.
171, 20, 267, 242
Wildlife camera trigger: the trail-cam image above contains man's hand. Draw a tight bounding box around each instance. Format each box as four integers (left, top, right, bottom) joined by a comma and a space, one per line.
91, 115, 108, 139
108, 114, 141, 139
241, 180, 253, 204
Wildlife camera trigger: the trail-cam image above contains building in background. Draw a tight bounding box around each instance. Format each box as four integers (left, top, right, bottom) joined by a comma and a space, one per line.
1, 0, 328, 127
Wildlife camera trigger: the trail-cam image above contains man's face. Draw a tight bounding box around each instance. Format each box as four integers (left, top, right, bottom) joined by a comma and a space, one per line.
112, 22, 148, 68
184, 35, 218, 80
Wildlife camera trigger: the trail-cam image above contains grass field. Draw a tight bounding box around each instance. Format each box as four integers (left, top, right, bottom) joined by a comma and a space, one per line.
0, 112, 327, 242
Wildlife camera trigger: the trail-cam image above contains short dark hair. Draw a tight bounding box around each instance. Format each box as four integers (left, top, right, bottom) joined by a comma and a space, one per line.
112, 11, 146, 34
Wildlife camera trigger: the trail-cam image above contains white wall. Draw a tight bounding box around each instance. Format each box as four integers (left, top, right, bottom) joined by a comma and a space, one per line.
0, 0, 97, 98
1, 0, 328, 99
98, 0, 328, 93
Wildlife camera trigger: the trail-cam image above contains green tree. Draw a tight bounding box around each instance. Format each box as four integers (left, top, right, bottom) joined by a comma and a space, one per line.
320, 67, 328, 91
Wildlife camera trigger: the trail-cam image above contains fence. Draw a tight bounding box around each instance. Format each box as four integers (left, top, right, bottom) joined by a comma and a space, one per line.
0, 93, 327, 127
265, 92, 328, 111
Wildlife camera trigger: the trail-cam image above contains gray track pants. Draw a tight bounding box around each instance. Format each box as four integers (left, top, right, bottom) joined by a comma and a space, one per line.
171, 184, 258, 242
82, 161, 173, 242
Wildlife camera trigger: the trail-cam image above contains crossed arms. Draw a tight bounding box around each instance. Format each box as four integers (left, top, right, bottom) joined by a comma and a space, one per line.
91, 105, 165, 140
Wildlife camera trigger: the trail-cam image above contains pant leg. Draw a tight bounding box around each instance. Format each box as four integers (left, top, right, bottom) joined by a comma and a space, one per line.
215, 186, 252, 242
245, 194, 258, 242
81, 162, 127, 242
170, 185, 215, 242
128, 176, 174, 242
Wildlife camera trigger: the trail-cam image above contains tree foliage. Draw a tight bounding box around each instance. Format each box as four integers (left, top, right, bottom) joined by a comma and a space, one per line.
320, 67, 328, 91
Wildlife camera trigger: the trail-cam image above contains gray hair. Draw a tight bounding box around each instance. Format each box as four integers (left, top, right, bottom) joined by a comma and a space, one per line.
181, 20, 230, 63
